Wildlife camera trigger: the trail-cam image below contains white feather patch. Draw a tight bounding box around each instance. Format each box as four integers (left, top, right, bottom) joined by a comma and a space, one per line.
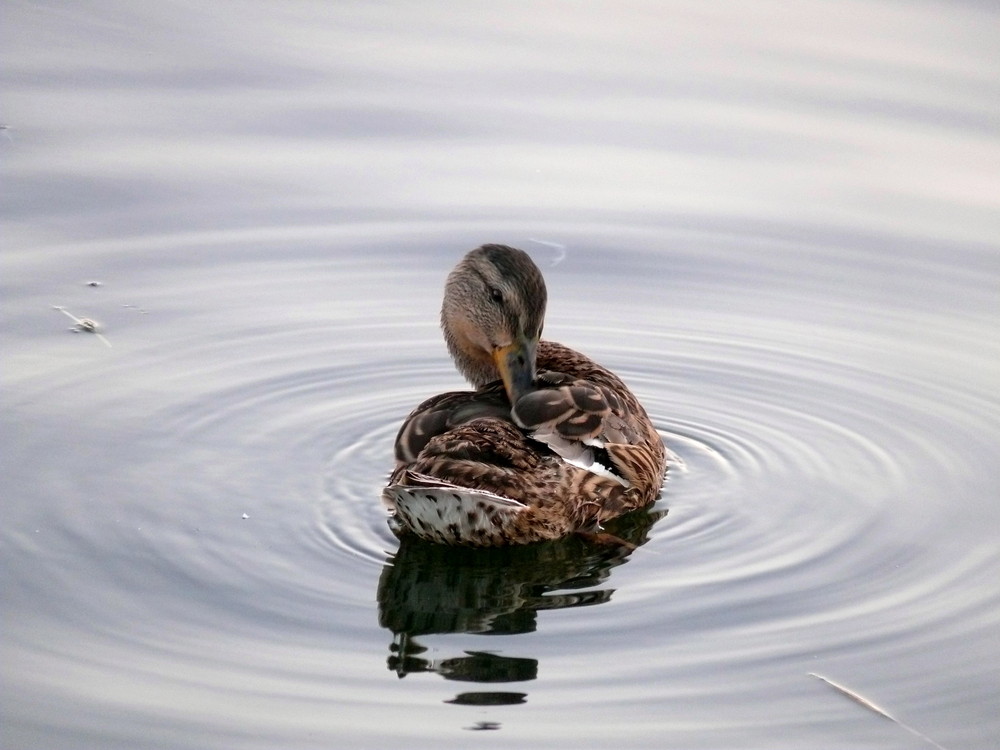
528, 431, 630, 488
384, 484, 527, 545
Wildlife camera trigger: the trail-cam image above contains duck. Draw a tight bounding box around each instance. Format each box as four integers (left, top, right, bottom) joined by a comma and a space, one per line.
382, 244, 667, 546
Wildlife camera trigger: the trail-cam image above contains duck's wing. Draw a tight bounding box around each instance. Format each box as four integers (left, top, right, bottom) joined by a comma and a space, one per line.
393, 383, 510, 464
512, 341, 667, 501
511, 370, 639, 444
510, 372, 634, 480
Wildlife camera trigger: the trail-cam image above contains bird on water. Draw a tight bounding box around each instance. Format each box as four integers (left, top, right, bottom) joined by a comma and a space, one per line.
383, 244, 667, 546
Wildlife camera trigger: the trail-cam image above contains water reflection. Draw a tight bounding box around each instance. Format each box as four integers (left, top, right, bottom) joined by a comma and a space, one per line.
377, 507, 665, 703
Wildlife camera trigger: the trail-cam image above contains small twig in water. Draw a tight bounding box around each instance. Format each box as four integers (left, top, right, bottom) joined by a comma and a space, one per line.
808, 673, 949, 750
53, 306, 112, 348
527, 238, 567, 266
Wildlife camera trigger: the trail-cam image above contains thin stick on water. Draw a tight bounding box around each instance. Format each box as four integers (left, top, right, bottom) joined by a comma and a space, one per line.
53, 306, 112, 348
527, 238, 567, 266
808, 673, 949, 750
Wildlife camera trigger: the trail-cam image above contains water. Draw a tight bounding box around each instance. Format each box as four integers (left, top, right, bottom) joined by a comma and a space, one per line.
3, 2, 999, 748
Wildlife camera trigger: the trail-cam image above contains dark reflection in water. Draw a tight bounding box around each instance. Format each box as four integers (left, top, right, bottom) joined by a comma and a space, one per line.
377, 507, 665, 706
447, 690, 528, 706
389, 647, 538, 684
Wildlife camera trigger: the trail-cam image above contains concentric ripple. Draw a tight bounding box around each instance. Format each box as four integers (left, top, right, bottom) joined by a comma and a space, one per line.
5, 0, 1000, 745
4, 225, 999, 750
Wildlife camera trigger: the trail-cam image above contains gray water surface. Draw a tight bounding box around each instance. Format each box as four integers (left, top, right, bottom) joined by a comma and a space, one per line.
3, 3, 999, 749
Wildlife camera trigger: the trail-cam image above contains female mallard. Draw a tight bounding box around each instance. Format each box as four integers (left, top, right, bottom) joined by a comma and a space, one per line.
383, 244, 666, 546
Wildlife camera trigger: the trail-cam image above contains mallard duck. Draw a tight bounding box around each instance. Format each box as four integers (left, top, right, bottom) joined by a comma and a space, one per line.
383, 244, 666, 546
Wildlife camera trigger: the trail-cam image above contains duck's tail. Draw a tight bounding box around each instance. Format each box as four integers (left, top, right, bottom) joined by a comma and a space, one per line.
383, 472, 528, 546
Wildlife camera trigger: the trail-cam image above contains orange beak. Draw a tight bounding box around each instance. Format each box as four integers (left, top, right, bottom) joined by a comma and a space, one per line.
492, 334, 536, 403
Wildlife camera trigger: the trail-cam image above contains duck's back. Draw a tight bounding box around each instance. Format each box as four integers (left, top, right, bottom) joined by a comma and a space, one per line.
384, 338, 666, 546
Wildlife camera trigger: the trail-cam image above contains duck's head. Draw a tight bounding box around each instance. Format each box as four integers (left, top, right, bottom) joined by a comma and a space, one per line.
441, 244, 547, 401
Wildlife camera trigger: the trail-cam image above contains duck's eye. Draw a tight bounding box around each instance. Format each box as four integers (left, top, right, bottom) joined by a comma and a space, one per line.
488, 286, 504, 304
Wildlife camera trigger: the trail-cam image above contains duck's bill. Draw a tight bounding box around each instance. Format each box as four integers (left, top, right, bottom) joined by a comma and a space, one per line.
493, 336, 536, 402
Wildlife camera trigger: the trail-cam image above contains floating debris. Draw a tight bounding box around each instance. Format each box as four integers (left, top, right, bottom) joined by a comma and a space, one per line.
528, 237, 567, 266
86, 280, 103, 287
241, 513, 249, 520
53, 306, 112, 348
808, 673, 949, 750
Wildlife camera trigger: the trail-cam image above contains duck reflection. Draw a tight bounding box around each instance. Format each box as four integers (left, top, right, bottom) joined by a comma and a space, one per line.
377, 507, 664, 702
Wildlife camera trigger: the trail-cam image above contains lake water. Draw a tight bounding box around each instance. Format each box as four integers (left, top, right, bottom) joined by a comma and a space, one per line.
3, 2, 999, 749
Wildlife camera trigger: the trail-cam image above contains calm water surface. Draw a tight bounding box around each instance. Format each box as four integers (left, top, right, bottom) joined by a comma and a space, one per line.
3, 2, 999, 749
